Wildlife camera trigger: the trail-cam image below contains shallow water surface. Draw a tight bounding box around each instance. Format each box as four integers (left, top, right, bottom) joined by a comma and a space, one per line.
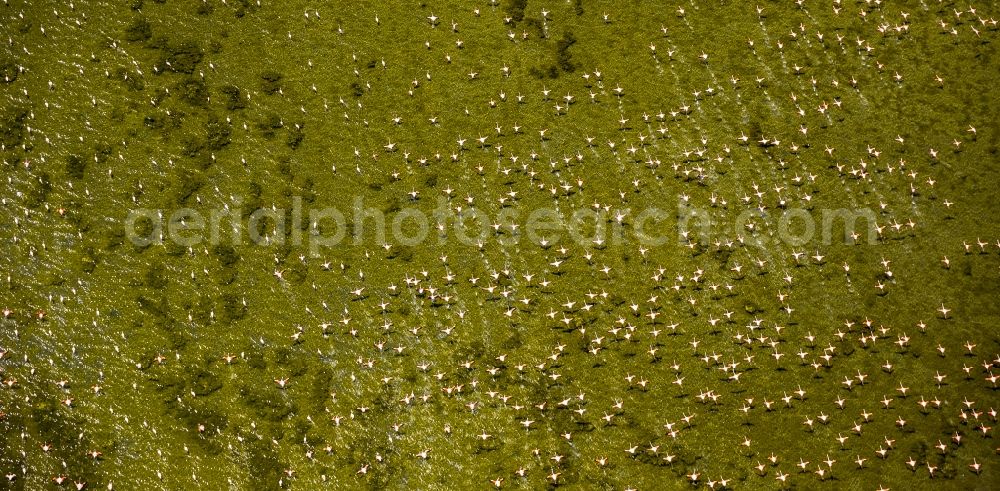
1, 0, 999, 489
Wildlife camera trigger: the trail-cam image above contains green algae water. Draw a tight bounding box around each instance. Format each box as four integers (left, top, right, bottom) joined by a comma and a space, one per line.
2, 0, 999, 489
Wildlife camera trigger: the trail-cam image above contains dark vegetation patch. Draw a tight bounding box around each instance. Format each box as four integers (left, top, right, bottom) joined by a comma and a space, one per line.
260, 70, 284, 95
503, 0, 528, 23
528, 31, 578, 78
65, 154, 86, 179
124, 18, 152, 43
154, 40, 203, 74
219, 84, 246, 110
